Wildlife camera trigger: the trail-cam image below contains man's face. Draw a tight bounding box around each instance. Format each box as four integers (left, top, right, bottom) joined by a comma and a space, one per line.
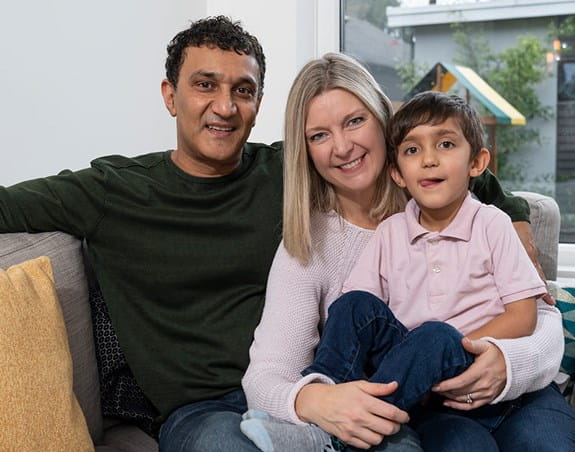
161, 46, 262, 177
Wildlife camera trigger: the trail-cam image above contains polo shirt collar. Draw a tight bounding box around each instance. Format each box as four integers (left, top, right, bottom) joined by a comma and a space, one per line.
405, 191, 481, 243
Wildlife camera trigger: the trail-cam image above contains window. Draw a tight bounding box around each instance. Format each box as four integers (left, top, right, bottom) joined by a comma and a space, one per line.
341, 0, 575, 280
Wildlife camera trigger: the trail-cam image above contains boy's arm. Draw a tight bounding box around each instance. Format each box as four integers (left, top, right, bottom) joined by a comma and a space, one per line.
466, 297, 538, 341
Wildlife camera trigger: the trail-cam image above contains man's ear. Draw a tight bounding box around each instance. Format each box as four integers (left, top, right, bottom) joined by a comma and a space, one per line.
390, 166, 406, 188
161, 79, 177, 117
469, 148, 491, 178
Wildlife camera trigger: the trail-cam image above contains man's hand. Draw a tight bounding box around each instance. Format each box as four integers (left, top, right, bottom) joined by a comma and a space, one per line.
512, 221, 555, 305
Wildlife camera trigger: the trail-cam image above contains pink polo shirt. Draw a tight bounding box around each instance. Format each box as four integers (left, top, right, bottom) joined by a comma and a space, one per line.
342, 193, 546, 336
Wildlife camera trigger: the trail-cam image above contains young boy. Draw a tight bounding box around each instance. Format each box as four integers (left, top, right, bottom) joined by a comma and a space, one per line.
241, 91, 546, 451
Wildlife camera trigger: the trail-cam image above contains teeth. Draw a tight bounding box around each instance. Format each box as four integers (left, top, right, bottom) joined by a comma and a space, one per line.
340, 157, 362, 170
208, 125, 233, 131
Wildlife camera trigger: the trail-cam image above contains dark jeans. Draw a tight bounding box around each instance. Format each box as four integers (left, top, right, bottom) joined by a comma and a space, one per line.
159, 389, 260, 452
302, 290, 474, 412
412, 383, 575, 451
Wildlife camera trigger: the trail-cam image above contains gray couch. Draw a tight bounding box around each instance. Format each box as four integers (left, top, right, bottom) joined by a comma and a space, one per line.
0, 191, 561, 451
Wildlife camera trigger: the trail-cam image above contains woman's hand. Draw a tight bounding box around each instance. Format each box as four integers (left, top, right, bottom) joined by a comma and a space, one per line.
431, 337, 506, 411
295, 381, 409, 449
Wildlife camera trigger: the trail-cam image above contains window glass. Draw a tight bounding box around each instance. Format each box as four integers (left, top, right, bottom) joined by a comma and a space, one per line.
342, 0, 575, 243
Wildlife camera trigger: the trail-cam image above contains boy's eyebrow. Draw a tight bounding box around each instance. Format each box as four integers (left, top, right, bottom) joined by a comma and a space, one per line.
402, 126, 460, 142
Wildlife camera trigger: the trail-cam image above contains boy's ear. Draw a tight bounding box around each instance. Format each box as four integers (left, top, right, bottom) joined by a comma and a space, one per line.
390, 166, 407, 188
469, 148, 491, 178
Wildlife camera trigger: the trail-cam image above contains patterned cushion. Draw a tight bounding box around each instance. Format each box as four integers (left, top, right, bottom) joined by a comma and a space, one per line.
553, 286, 575, 376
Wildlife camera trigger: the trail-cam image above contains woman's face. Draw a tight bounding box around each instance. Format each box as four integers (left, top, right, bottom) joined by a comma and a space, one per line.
305, 88, 386, 203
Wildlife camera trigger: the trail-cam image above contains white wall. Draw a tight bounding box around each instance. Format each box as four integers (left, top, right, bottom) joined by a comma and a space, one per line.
0, 0, 339, 187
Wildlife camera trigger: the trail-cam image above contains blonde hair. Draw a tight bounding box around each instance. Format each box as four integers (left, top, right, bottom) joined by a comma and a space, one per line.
283, 52, 406, 263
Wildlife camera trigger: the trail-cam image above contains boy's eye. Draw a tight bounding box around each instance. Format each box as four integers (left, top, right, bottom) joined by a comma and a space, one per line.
439, 140, 455, 149
404, 146, 418, 155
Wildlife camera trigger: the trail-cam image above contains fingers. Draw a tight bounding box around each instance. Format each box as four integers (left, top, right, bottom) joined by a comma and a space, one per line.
432, 368, 480, 393
358, 380, 398, 398
460, 337, 489, 355
541, 291, 556, 306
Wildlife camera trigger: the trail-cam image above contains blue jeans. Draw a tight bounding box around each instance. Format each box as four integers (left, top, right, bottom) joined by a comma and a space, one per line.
159, 388, 422, 452
159, 389, 260, 451
303, 291, 474, 412
412, 383, 575, 451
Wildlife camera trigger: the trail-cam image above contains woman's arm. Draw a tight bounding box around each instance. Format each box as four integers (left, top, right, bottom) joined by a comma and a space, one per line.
432, 301, 563, 410
242, 239, 410, 448
242, 242, 328, 422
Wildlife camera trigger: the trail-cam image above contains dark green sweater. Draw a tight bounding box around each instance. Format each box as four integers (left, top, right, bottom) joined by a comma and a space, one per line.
0, 144, 283, 420
0, 143, 527, 421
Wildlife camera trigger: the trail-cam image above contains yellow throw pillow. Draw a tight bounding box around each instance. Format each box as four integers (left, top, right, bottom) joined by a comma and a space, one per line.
0, 256, 93, 451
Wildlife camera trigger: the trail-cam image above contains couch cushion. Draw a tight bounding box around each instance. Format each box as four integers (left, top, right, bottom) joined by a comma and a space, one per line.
513, 191, 560, 280
0, 255, 93, 450
0, 232, 103, 442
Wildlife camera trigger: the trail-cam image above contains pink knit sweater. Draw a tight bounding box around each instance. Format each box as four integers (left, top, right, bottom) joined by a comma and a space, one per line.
242, 211, 563, 424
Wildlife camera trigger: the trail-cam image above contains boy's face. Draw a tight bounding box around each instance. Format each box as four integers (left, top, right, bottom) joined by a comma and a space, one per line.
390, 117, 489, 224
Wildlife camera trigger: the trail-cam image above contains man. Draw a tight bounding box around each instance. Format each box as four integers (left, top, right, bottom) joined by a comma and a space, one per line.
1, 16, 281, 450
0, 15, 544, 451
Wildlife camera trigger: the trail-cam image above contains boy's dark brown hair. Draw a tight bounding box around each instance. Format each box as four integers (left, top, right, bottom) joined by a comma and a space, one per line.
387, 90, 486, 168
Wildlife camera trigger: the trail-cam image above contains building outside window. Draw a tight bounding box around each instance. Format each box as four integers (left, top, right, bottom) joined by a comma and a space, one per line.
341, 0, 575, 282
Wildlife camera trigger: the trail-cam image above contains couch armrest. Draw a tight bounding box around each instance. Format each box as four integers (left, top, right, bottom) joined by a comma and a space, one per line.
513, 191, 560, 281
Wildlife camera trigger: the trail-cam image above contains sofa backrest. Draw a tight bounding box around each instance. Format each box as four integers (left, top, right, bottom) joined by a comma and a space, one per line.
0, 231, 103, 442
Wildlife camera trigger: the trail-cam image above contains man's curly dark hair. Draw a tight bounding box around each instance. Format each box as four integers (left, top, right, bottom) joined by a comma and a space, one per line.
165, 16, 266, 95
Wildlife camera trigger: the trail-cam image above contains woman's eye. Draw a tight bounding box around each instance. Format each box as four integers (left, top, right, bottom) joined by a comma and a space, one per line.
308, 132, 326, 143
348, 117, 364, 126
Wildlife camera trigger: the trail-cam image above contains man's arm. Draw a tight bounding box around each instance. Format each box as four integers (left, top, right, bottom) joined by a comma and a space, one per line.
466, 298, 537, 341
0, 167, 107, 236
471, 169, 529, 222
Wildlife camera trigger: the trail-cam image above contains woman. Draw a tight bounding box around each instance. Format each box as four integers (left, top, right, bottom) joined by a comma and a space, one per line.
242, 53, 568, 451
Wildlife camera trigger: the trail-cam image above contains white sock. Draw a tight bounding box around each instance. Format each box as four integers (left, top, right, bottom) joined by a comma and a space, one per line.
240, 417, 335, 452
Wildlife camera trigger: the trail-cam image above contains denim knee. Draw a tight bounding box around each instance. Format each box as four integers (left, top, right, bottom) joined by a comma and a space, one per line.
328, 290, 393, 325
414, 321, 464, 345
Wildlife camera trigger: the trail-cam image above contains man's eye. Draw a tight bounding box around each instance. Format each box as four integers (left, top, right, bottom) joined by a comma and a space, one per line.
196, 81, 213, 89
236, 86, 254, 97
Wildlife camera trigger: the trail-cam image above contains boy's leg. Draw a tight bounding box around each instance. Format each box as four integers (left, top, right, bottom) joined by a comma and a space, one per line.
158, 389, 260, 452
302, 290, 409, 382
371, 321, 474, 412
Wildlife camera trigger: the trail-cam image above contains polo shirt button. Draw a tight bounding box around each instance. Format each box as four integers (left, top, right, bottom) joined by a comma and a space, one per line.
432, 265, 441, 273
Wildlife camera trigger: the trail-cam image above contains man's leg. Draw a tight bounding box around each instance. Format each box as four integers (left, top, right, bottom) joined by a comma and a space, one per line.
492, 383, 575, 451
158, 389, 260, 452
